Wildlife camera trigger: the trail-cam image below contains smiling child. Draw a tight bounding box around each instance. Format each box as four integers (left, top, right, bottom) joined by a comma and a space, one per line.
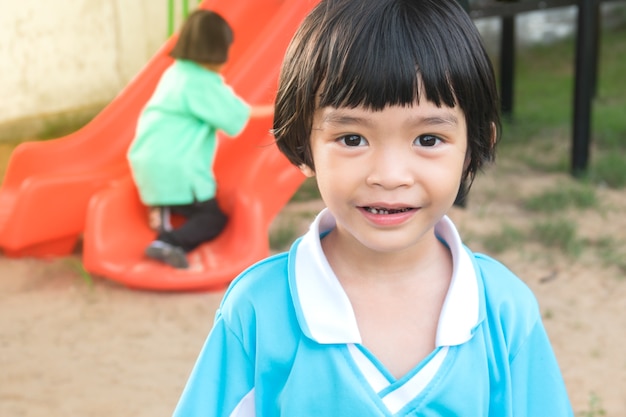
173, 0, 573, 415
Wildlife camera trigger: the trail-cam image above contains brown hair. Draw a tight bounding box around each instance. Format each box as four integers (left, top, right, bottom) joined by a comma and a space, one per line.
169, 9, 234, 64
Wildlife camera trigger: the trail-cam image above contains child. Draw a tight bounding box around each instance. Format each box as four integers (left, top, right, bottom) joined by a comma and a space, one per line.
127, 9, 273, 269
173, 0, 574, 415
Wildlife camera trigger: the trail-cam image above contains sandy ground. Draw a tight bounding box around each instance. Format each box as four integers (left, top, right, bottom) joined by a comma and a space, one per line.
1, 160, 625, 416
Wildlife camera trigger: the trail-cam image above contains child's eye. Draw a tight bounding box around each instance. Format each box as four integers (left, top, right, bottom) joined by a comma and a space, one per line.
339, 134, 368, 147
414, 134, 441, 147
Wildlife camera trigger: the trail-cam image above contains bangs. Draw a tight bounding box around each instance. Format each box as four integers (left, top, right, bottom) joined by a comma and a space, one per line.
315, 0, 463, 111
274, 0, 500, 179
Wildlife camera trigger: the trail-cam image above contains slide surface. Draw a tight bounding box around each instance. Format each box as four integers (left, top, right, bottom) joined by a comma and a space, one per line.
1, 0, 318, 290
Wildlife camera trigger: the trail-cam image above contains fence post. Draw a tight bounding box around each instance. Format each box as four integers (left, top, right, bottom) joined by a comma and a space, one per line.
168, 0, 175, 37
182, 0, 189, 20
572, 0, 599, 176
167, 0, 202, 37
500, 16, 516, 120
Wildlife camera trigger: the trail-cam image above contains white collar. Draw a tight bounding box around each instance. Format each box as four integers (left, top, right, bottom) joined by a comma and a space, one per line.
291, 208, 479, 346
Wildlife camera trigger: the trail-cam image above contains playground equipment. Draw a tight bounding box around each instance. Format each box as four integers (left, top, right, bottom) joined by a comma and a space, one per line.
0, 0, 317, 290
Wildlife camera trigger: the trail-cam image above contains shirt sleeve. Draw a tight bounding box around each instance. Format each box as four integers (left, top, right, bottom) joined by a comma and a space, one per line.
185, 78, 251, 138
509, 320, 574, 417
172, 313, 255, 417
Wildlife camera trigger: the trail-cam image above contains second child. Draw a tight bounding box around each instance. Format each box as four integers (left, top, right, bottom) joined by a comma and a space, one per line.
128, 9, 273, 269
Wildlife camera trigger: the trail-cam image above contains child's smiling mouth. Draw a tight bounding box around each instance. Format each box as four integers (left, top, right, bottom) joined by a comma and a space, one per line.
362, 206, 415, 215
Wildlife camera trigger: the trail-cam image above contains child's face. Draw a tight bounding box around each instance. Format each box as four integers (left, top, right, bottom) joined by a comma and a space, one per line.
302, 100, 468, 255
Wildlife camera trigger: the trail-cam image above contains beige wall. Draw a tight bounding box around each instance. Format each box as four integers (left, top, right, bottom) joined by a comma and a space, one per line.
0, 0, 183, 140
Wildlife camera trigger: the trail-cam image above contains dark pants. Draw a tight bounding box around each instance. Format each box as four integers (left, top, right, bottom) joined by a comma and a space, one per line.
156, 198, 228, 253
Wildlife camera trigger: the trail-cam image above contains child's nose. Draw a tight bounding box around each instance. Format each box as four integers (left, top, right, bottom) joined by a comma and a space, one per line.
365, 147, 415, 189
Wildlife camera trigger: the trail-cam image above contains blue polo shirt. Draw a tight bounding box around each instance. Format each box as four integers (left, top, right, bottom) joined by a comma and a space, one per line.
173, 209, 573, 416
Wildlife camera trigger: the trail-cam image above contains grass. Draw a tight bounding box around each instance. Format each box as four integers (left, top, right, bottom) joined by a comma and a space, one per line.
523, 183, 597, 213
591, 153, 626, 188
532, 219, 582, 257
479, 217, 626, 265
470, 23, 626, 267
578, 392, 607, 417
64, 258, 94, 288
496, 24, 626, 188
593, 236, 626, 274
481, 225, 525, 255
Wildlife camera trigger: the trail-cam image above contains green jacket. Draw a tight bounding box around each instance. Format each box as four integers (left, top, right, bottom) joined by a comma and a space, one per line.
128, 60, 250, 206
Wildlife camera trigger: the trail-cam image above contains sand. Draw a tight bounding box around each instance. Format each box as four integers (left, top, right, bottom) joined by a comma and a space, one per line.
1, 163, 625, 416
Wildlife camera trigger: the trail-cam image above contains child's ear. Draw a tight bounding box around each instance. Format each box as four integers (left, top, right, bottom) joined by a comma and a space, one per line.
490, 122, 498, 149
299, 164, 315, 177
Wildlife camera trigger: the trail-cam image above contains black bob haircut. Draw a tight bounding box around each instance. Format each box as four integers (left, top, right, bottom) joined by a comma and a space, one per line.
169, 9, 234, 65
273, 0, 501, 186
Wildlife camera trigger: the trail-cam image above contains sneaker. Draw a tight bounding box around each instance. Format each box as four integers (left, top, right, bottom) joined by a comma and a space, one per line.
145, 241, 189, 269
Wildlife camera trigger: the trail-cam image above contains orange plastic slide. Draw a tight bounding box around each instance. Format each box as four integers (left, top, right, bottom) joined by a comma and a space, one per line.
0, 0, 319, 291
